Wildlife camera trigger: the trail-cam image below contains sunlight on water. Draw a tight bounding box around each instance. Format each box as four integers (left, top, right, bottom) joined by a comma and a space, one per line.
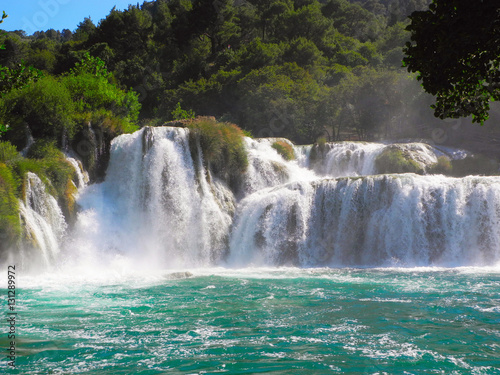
2, 267, 499, 374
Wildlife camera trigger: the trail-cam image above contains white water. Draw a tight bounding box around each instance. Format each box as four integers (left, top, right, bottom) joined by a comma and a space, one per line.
66, 156, 89, 189
16, 128, 500, 269
65, 127, 234, 268
242, 138, 316, 194
19, 173, 66, 265
227, 175, 500, 267
299, 141, 453, 178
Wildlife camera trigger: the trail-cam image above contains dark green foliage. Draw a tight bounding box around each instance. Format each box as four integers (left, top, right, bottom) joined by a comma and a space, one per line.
272, 140, 295, 160
403, 0, 500, 124
26, 139, 63, 160
1, 0, 438, 145
375, 147, 424, 174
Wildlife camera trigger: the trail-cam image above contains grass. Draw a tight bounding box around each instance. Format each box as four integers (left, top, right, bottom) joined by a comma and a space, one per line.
272, 140, 295, 161
187, 118, 248, 178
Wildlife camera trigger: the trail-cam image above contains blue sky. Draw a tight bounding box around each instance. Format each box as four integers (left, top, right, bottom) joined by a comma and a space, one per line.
2, 0, 136, 34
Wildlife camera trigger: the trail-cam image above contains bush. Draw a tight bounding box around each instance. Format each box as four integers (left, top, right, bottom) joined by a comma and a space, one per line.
272, 140, 295, 161
11, 156, 76, 202
62, 72, 141, 124
375, 147, 424, 174
0, 141, 21, 164
26, 139, 64, 160
316, 137, 327, 148
187, 117, 248, 178
1, 76, 75, 147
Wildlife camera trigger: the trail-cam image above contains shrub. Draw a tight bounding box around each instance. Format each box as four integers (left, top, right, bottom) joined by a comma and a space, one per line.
62, 73, 141, 125
11, 156, 76, 203
272, 140, 295, 161
0, 141, 21, 164
26, 139, 64, 160
375, 147, 424, 174
1, 76, 75, 147
316, 136, 327, 148
187, 118, 248, 177
171, 102, 195, 120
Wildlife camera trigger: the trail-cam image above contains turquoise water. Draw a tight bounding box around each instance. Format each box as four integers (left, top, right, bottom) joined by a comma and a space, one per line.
3, 267, 500, 374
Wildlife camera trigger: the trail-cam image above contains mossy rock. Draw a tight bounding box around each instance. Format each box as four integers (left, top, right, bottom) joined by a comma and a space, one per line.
427, 156, 453, 175
375, 146, 424, 174
272, 140, 295, 161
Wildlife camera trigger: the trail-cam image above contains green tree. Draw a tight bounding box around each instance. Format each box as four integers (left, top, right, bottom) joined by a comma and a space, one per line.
403, 0, 500, 124
171, 102, 195, 120
0, 11, 8, 50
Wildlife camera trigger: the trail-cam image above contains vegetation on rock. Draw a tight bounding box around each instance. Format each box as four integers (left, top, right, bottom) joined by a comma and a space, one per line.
187, 117, 248, 182
375, 146, 424, 174
272, 140, 295, 161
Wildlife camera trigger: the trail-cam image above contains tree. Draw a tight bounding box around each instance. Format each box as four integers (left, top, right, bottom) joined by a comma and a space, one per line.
0, 11, 7, 50
403, 0, 500, 124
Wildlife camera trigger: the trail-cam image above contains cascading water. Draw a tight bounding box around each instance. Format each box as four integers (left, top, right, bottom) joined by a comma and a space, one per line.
66, 127, 235, 268
299, 141, 452, 178
227, 174, 500, 267
19, 173, 66, 265
16, 127, 500, 269
242, 138, 316, 194
11, 127, 500, 375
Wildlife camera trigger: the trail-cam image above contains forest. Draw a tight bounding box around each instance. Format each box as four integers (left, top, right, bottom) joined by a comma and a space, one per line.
0, 0, 443, 145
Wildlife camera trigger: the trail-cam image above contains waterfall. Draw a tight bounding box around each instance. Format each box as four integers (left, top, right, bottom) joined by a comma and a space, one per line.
19, 173, 66, 265
301, 142, 452, 178
15, 126, 499, 270
68, 127, 235, 268
242, 138, 316, 194
66, 156, 89, 189
312, 142, 386, 177
227, 175, 500, 267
